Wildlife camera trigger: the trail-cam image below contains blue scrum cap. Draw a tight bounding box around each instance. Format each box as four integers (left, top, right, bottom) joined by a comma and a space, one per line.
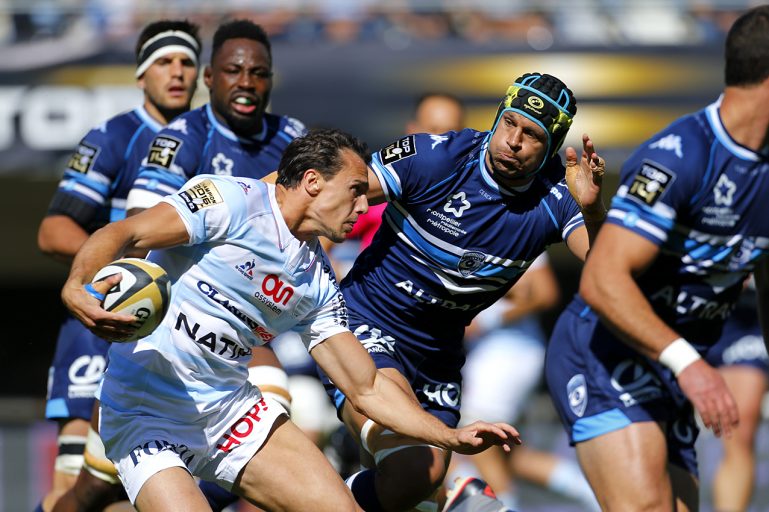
492, 73, 577, 174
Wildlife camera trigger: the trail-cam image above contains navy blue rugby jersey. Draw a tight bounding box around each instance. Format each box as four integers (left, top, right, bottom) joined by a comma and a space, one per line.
47, 106, 163, 231
605, 98, 769, 348
128, 103, 306, 208
342, 129, 584, 343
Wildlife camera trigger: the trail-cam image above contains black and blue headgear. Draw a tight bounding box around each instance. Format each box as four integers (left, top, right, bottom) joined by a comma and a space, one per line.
490, 73, 577, 176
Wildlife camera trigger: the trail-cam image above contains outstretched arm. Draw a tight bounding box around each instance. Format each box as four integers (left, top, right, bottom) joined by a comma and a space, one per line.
311, 331, 521, 454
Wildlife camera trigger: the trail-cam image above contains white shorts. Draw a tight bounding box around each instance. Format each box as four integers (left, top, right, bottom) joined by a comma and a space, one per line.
460, 329, 545, 425
100, 387, 287, 503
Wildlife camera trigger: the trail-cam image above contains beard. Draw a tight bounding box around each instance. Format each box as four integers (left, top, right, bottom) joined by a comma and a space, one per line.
221, 109, 263, 137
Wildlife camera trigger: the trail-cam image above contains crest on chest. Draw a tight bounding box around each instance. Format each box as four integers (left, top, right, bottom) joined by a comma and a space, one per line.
458, 250, 486, 277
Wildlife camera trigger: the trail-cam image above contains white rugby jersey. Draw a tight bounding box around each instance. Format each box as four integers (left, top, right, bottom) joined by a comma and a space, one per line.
98, 175, 348, 420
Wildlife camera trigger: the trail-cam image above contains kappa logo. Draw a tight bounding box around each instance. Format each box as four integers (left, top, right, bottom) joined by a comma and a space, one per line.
713, 174, 736, 206
430, 134, 449, 149
285, 117, 306, 139
166, 118, 188, 135
443, 191, 471, 217
237, 181, 252, 194
212, 152, 234, 175
649, 134, 683, 158
458, 250, 486, 277
567, 374, 587, 417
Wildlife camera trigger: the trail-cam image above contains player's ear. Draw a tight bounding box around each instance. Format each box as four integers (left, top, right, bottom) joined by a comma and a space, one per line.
303, 169, 321, 196
203, 65, 213, 88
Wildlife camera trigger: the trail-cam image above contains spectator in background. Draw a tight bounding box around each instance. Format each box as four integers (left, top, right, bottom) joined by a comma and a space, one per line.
36, 19, 202, 512
706, 276, 769, 512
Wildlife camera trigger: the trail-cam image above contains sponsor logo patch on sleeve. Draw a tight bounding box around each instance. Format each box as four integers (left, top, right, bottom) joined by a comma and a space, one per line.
380, 135, 417, 165
66, 142, 100, 173
147, 135, 182, 169
178, 178, 223, 213
627, 161, 675, 206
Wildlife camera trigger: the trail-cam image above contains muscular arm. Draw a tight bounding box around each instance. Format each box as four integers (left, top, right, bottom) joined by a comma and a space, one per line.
579, 224, 677, 358
37, 215, 90, 264
61, 203, 189, 339
310, 331, 520, 454
581, 223, 738, 436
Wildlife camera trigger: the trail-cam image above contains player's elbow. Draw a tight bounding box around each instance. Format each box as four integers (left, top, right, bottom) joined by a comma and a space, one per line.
37, 225, 70, 263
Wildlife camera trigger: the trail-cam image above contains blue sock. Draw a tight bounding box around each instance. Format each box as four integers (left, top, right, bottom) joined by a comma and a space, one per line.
198, 479, 240, 512
346, 469, 385, 512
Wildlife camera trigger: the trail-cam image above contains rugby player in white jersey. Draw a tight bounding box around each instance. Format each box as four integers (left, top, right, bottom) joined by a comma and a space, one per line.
60, 128, 521, 512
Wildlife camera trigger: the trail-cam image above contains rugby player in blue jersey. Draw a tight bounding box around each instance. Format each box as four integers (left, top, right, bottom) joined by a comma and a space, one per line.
59, 128, 520, 512
36, 19, 201, 512
318, 72, 606, 511
544, 5, 769, 511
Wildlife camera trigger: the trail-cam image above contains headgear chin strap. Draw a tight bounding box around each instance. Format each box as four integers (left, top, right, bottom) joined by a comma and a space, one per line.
490, 73, 577, 176
136, 30, 200, 77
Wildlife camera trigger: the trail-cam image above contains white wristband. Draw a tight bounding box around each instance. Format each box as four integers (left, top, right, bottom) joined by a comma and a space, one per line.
658, 338, 702, 376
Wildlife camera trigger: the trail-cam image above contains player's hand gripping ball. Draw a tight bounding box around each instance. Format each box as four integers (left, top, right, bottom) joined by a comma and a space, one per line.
91, 258, 171, 342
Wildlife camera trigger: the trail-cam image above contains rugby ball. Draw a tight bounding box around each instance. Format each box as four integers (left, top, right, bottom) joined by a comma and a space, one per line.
91, 258, 171, 342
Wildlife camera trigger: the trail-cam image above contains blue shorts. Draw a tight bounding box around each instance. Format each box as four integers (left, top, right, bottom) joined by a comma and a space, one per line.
545, 297, 699, 476
320, 310, 463, 428
46, 315, 110, 421
705, 309, 769, 374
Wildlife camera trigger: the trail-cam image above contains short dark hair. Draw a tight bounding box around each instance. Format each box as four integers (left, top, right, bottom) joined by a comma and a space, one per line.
135, 20, 201, 61
276, 129, 370, 188
725, 5, 769, 86
211, 19, 272, 64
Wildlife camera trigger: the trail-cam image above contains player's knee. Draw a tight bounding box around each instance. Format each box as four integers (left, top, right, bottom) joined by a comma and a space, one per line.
248, 365, 292, 413
361, 420, 448, 492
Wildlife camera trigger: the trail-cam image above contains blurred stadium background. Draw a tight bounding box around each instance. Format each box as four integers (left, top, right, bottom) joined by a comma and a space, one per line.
1, 1, 767, 510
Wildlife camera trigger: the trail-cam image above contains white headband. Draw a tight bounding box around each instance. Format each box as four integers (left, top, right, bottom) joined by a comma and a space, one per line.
136, 30, 200, 77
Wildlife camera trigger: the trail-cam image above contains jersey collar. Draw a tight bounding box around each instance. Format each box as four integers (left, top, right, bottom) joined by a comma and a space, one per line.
478, 134, 536, 196
707, 95, 765, 161
205, 103, 268, 144
135, 106, 164, 133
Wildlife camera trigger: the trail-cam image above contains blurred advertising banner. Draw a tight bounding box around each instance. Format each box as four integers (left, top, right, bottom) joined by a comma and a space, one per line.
0, 41, 723, 178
